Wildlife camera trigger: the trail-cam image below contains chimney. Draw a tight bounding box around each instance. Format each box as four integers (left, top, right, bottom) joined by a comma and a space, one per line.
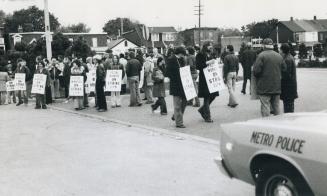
290, 17, 293, 21
314, 15, 317, 20
18, 25, 23, 33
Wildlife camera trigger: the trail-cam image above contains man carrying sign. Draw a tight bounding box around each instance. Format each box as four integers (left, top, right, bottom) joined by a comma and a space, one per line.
166, 47, 189, 128
33, 61, 50, 109
196, 42, 219, 123
15, 58, 31, 106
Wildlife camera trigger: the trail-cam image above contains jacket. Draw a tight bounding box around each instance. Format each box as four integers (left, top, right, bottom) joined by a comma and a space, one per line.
166, 55, 186, 98
0, 72, 9, 92
253, 49, 283, 95
223, 53, 239, 79
196, 52, 219, 98
126, 59, 142, 77
281, 54, 298, 101
107, 63, 125, 80
15, 65, 31, 81
144, 58, 154, 86
241, 48, 257, 79
187, 55, 197, 75
152, 67, 166, 98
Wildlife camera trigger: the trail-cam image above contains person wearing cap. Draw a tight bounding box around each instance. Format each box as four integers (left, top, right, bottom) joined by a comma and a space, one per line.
240, 42, 257, 94
223, 44, 239, 108
253, 38, 283, 117
166, 46, 188, 128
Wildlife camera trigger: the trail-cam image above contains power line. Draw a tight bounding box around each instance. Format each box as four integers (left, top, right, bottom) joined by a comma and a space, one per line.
194, 0, 203, 46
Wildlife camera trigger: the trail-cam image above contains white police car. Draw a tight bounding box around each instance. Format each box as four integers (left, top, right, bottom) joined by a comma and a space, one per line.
216, 112, 327, 196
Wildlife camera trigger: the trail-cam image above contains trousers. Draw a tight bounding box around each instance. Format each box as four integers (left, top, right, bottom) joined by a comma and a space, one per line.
259, 94, 280, 117
173, 96, 187, 126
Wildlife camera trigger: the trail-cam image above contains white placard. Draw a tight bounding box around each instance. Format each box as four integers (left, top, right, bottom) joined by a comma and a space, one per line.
105, 70, 122, 92
138, 66, 145, 89
31, 74, 47, 94
203, 62, 225, 93
85, 70, 96, 94
180, 66, 197, 101
6, 81, 15, 92
14, 73, 26, 90
69, 76, 84, 96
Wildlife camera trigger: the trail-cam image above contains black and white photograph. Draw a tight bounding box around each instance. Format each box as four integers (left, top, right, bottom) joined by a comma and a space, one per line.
0, 0, 327, 195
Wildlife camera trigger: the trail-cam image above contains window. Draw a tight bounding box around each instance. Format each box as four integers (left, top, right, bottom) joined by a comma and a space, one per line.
13, 36, 22, 45
152, 33, 159, 41
209, 32, 213, 39
319, 33, 324, 41
165, 33, 175, 41
92, 37, 98, 47
125, 40, 128, 47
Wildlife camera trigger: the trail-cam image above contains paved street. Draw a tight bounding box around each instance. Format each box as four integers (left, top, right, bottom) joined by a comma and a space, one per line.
52, 68, 327, 140
0, 105, 253, 196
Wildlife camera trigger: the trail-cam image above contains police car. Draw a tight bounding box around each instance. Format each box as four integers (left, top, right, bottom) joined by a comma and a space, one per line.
215, 112, 327, 196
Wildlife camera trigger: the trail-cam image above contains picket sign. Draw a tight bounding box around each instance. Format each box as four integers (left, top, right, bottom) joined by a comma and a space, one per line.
203, 62, 226, 93
138, 66, 145, 89
105, 70, 122, 92
179, 66, 197, 101
31, 74, 47, 95
6, 81, 15, 92
14, 73, 26, 91
85, 70, 96, 94
69, 76, 84, 96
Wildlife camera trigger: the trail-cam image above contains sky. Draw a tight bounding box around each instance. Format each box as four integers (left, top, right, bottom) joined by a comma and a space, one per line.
1, 0, 327, 33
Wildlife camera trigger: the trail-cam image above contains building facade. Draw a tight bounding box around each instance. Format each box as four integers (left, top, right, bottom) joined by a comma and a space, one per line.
181, 27, 219, 46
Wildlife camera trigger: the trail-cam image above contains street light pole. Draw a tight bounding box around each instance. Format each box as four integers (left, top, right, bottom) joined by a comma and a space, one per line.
44, 0, 52, 60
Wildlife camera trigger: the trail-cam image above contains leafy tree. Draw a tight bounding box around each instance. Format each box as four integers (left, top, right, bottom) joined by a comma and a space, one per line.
243, 19, 278, 38
14, 42, 27, 52
313, 44, 323, 58
4, 6, 60, 33
218, 28, 242, 37
65, 36, 92, 59
0, 10, 6, 26
59, 23, 91, 33
298, 43, 307, 59
103, 17, 140, 36
51, 32, 72, 57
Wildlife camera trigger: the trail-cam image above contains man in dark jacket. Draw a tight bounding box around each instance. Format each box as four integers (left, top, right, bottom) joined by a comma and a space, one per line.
223, 45, 239, 108
240, 43, 257, 94
253, 38, 283, 117
126, 51, 142, 107
166, 47, 188, 128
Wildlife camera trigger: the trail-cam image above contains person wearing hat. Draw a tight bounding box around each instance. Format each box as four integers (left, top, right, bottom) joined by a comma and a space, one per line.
253, 38, 283, 117
166, 46, 188, 128
240, 42, 257, 94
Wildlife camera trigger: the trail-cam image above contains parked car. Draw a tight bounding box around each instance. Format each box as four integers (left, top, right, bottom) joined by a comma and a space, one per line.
215, 112, 327, 196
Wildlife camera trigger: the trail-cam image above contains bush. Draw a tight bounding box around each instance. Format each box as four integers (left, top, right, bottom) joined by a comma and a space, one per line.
297, 59, 327, 68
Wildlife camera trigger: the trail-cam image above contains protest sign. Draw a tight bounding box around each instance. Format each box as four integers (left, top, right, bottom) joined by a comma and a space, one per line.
5, 81, 15, 92
139, 66, 145, 88
203, 62, 225, 93
31, 74, 47, 94
69, 76, 84, 96
14, 73, 26, 91
105, 70, 122, 92
85, 70, 96, 94
179, 66, 197, 101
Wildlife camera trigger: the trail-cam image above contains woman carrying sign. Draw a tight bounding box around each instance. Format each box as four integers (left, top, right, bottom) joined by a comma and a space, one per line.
196, 42, 219, 123
34, 61, 50, 109
108, 55, 125, 108
70, 60, 85, 111
151, 57, 167, 115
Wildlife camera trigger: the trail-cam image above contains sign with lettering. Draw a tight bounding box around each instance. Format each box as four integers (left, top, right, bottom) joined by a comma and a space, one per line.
31, 74, 47, 94
250, 131, 305, 154
180, 66, 197, 101
69, 76, 84, 96
105, 70, 122, 92
139, 66, 145, 89
14, 73, 26, 91
203, 62, 225, 93
6, 81, 15, 92
85, 70, 96, 94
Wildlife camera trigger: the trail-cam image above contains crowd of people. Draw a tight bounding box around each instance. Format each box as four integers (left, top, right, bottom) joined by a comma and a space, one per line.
0, 38, 298, 128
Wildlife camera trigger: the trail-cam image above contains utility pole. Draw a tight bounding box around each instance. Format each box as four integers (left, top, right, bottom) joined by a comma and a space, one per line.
276, 25, 279, 44
120, 18, 124, 37
44, 0, 52, 60
194, 0, 203, 47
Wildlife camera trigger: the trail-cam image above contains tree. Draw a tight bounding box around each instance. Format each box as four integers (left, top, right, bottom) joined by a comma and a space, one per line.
14, 42, 28, 52
313, 44, 323, 58
59, 23, 91, 33
103, 17, 140, 36
243, 19, 278, 38
51, 33, 72, 57
298, 43, 307, 59
65, 36, 92, 59
0, 10, 6, 26
218, 28, 242, 37
4, 6, 60, 33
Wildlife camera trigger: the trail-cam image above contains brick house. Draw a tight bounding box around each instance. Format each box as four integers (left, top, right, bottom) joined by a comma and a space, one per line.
148, 26, 177, 53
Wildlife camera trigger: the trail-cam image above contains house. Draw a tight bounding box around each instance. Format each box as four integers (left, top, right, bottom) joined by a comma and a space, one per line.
8, 32, 109, 53
270, 16, 327, 46
148, 26, 177, 53
0, 25, 5, 54
181, 27, 219, 46
107, 38, 139, 55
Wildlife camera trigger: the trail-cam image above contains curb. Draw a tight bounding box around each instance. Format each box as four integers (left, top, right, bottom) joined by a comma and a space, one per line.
49, 105, 220, 147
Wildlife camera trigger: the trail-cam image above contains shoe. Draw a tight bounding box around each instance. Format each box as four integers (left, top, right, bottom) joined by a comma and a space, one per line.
205, 119, 214, 123
161, 112, 168, 115
98, 109, 107, 112
142, 98, 147, 101
111, 106, 116, 108
241, 90, 246, 95
35, 106, 41, 109
42, 105, 47, 109
116, 105, 121, 107
176, 124, 186, 128
16, 102, 23, 106
171, 116, 175, 121
84, 105, 89, 108
193, 103, 200, 107
137, 103, 142, 106
198, 108, 206, 120
151, 104, 156, 112
145, 101, 154, 104
229, 104, 238, 108
128, 104, 135, 107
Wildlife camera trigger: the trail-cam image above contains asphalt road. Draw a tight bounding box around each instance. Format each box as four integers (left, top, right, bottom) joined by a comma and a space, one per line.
52, 68, 327, 140
0, 105, 254, 196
